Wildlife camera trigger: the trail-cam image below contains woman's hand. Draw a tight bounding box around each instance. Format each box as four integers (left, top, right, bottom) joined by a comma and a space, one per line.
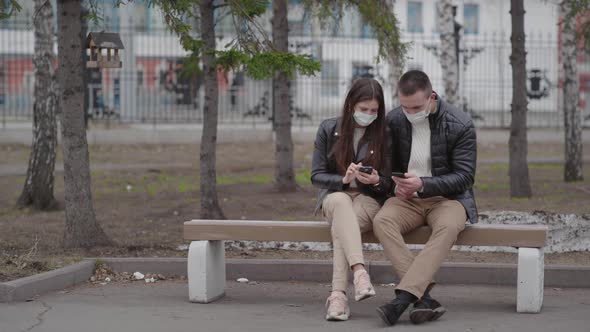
342, 162, 360, 184
356, 168, 380, 185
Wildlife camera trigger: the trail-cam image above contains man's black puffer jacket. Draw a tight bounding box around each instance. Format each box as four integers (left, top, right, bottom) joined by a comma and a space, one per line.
386, 97, 478, 223
310, 117, 391, 214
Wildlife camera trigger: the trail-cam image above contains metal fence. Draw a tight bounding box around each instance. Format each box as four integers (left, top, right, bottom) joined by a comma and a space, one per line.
2, 18, 589, 129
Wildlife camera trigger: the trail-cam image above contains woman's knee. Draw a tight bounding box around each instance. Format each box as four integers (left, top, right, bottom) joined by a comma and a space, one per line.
353, 205, 377, 231
324, 192, 351, 207
322, 192, 352, 215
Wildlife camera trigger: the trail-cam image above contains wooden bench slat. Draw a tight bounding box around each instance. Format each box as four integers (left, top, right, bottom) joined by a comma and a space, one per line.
184, 220, 547, 248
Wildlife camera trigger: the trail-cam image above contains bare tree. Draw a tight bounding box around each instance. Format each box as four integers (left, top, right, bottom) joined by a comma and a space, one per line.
57, 0, 111, 247
272, 0, 296, 192
436, 0, 459, 104
17, 0, 58, 210
508, 0, 532, 197
198, 0, 225, 219
560, 0, 584, 181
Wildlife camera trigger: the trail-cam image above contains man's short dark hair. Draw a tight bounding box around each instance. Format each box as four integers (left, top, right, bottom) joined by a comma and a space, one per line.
398, 70, 432, 97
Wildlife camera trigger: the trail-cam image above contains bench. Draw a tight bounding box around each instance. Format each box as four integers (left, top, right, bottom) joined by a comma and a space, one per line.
183, 220, 548, 313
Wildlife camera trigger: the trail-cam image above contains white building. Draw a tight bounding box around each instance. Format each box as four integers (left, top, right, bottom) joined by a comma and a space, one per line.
1, 0, 576, 127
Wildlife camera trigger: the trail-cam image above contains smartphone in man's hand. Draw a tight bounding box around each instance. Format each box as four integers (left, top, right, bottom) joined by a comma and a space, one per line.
359, 166, 373, 174
391, 172, 407, 178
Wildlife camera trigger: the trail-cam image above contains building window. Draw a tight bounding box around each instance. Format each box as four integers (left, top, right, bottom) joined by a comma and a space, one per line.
433, 0, 442, 33
352, 63, 375, 80
1, 0, 32, 29
464, 4, 479, 34
290, 14, 311, 37
131, 1, 148, 32
215, 6, 236, 36
137, 70, 144, 87
329, 16, 341, 37
87, 1, 119, 32
361, 21, 374, 39
321, 60, 339, 97
0, 65, 5, 106
407, 1, 423, 33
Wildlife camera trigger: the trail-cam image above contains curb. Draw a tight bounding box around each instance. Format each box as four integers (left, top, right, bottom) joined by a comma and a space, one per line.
0, 260, 95, 302
1, 258, 590, 303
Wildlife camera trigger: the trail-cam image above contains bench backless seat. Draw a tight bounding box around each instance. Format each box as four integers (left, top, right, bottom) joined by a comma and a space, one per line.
184, 220, 548, 313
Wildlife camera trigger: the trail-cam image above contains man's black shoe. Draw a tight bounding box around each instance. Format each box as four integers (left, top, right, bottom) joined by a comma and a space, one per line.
376, 299, 410, 326
409, 297, 446, 325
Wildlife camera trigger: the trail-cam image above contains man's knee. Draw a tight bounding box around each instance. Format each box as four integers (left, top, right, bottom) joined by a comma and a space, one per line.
430, 201, 466, 231
373, 207, 400, 234
430, 211, 467, 237
431, 219, 465, 237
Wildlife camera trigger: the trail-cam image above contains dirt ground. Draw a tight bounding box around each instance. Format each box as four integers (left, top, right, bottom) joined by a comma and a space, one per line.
1, 141, 589, 282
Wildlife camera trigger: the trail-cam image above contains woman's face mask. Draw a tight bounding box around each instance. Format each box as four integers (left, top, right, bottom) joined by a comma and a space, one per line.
353, 110, 378, 127
352, 99, 379, 127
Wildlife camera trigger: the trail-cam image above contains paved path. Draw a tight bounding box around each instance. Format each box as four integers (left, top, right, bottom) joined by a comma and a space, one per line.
1, 125, 589, 145
1, 281, 588, 332
3, 157, 590, 177
0, 162, 193, 177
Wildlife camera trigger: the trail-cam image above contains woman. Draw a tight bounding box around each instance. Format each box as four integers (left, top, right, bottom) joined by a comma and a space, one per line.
311, 78, 390, 321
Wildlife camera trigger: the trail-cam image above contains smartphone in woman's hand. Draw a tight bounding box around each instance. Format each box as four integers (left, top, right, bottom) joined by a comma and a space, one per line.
359, 166, 373, 174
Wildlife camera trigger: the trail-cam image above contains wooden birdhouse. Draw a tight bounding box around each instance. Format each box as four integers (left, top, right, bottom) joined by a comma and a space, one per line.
86, 32, 124, 69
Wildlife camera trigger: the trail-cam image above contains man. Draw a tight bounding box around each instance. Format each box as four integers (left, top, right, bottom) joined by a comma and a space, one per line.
373, 70, 477, 326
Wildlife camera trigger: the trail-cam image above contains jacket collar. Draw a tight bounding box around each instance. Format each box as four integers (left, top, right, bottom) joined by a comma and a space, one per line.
335, 117, 343, 137
428, 92, 446, 125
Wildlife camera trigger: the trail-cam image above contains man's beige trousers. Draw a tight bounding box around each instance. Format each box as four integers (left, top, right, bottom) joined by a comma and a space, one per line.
373, 196, 467, 298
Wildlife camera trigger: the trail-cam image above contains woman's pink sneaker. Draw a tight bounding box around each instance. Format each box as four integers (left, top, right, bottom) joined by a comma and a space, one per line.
353, 269, 376, 301
325, 292, 350, 321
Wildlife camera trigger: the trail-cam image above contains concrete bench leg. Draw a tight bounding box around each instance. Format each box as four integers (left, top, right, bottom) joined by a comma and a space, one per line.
517, 247, 544, 313
188, 240, 226, 303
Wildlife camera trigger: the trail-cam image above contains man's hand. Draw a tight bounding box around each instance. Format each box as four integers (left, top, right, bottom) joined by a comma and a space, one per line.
342, 162, 361, 184
392, 172, 423, 199
356, 168, 379, 185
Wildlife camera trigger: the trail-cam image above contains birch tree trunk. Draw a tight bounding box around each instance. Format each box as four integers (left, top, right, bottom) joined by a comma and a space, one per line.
385, 0, 403, 106
272, 0, 296, 192
17, 0, 58, 210
58, 0, 112, 247
387, 57, 404, 107
199, 0, 225, 219
437, 0, 458, 104
509, 0, 532, 197
560, 1, 584, 182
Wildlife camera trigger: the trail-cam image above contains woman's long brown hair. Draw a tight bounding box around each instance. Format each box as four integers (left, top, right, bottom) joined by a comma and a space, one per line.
332, 78, 386, 175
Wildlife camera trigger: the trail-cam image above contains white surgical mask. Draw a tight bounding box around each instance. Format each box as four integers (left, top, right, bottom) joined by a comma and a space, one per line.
353, 111, 378, 127
403, 100, 431, 124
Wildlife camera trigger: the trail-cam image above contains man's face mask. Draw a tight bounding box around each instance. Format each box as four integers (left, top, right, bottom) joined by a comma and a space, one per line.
403, 99, 431, 124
